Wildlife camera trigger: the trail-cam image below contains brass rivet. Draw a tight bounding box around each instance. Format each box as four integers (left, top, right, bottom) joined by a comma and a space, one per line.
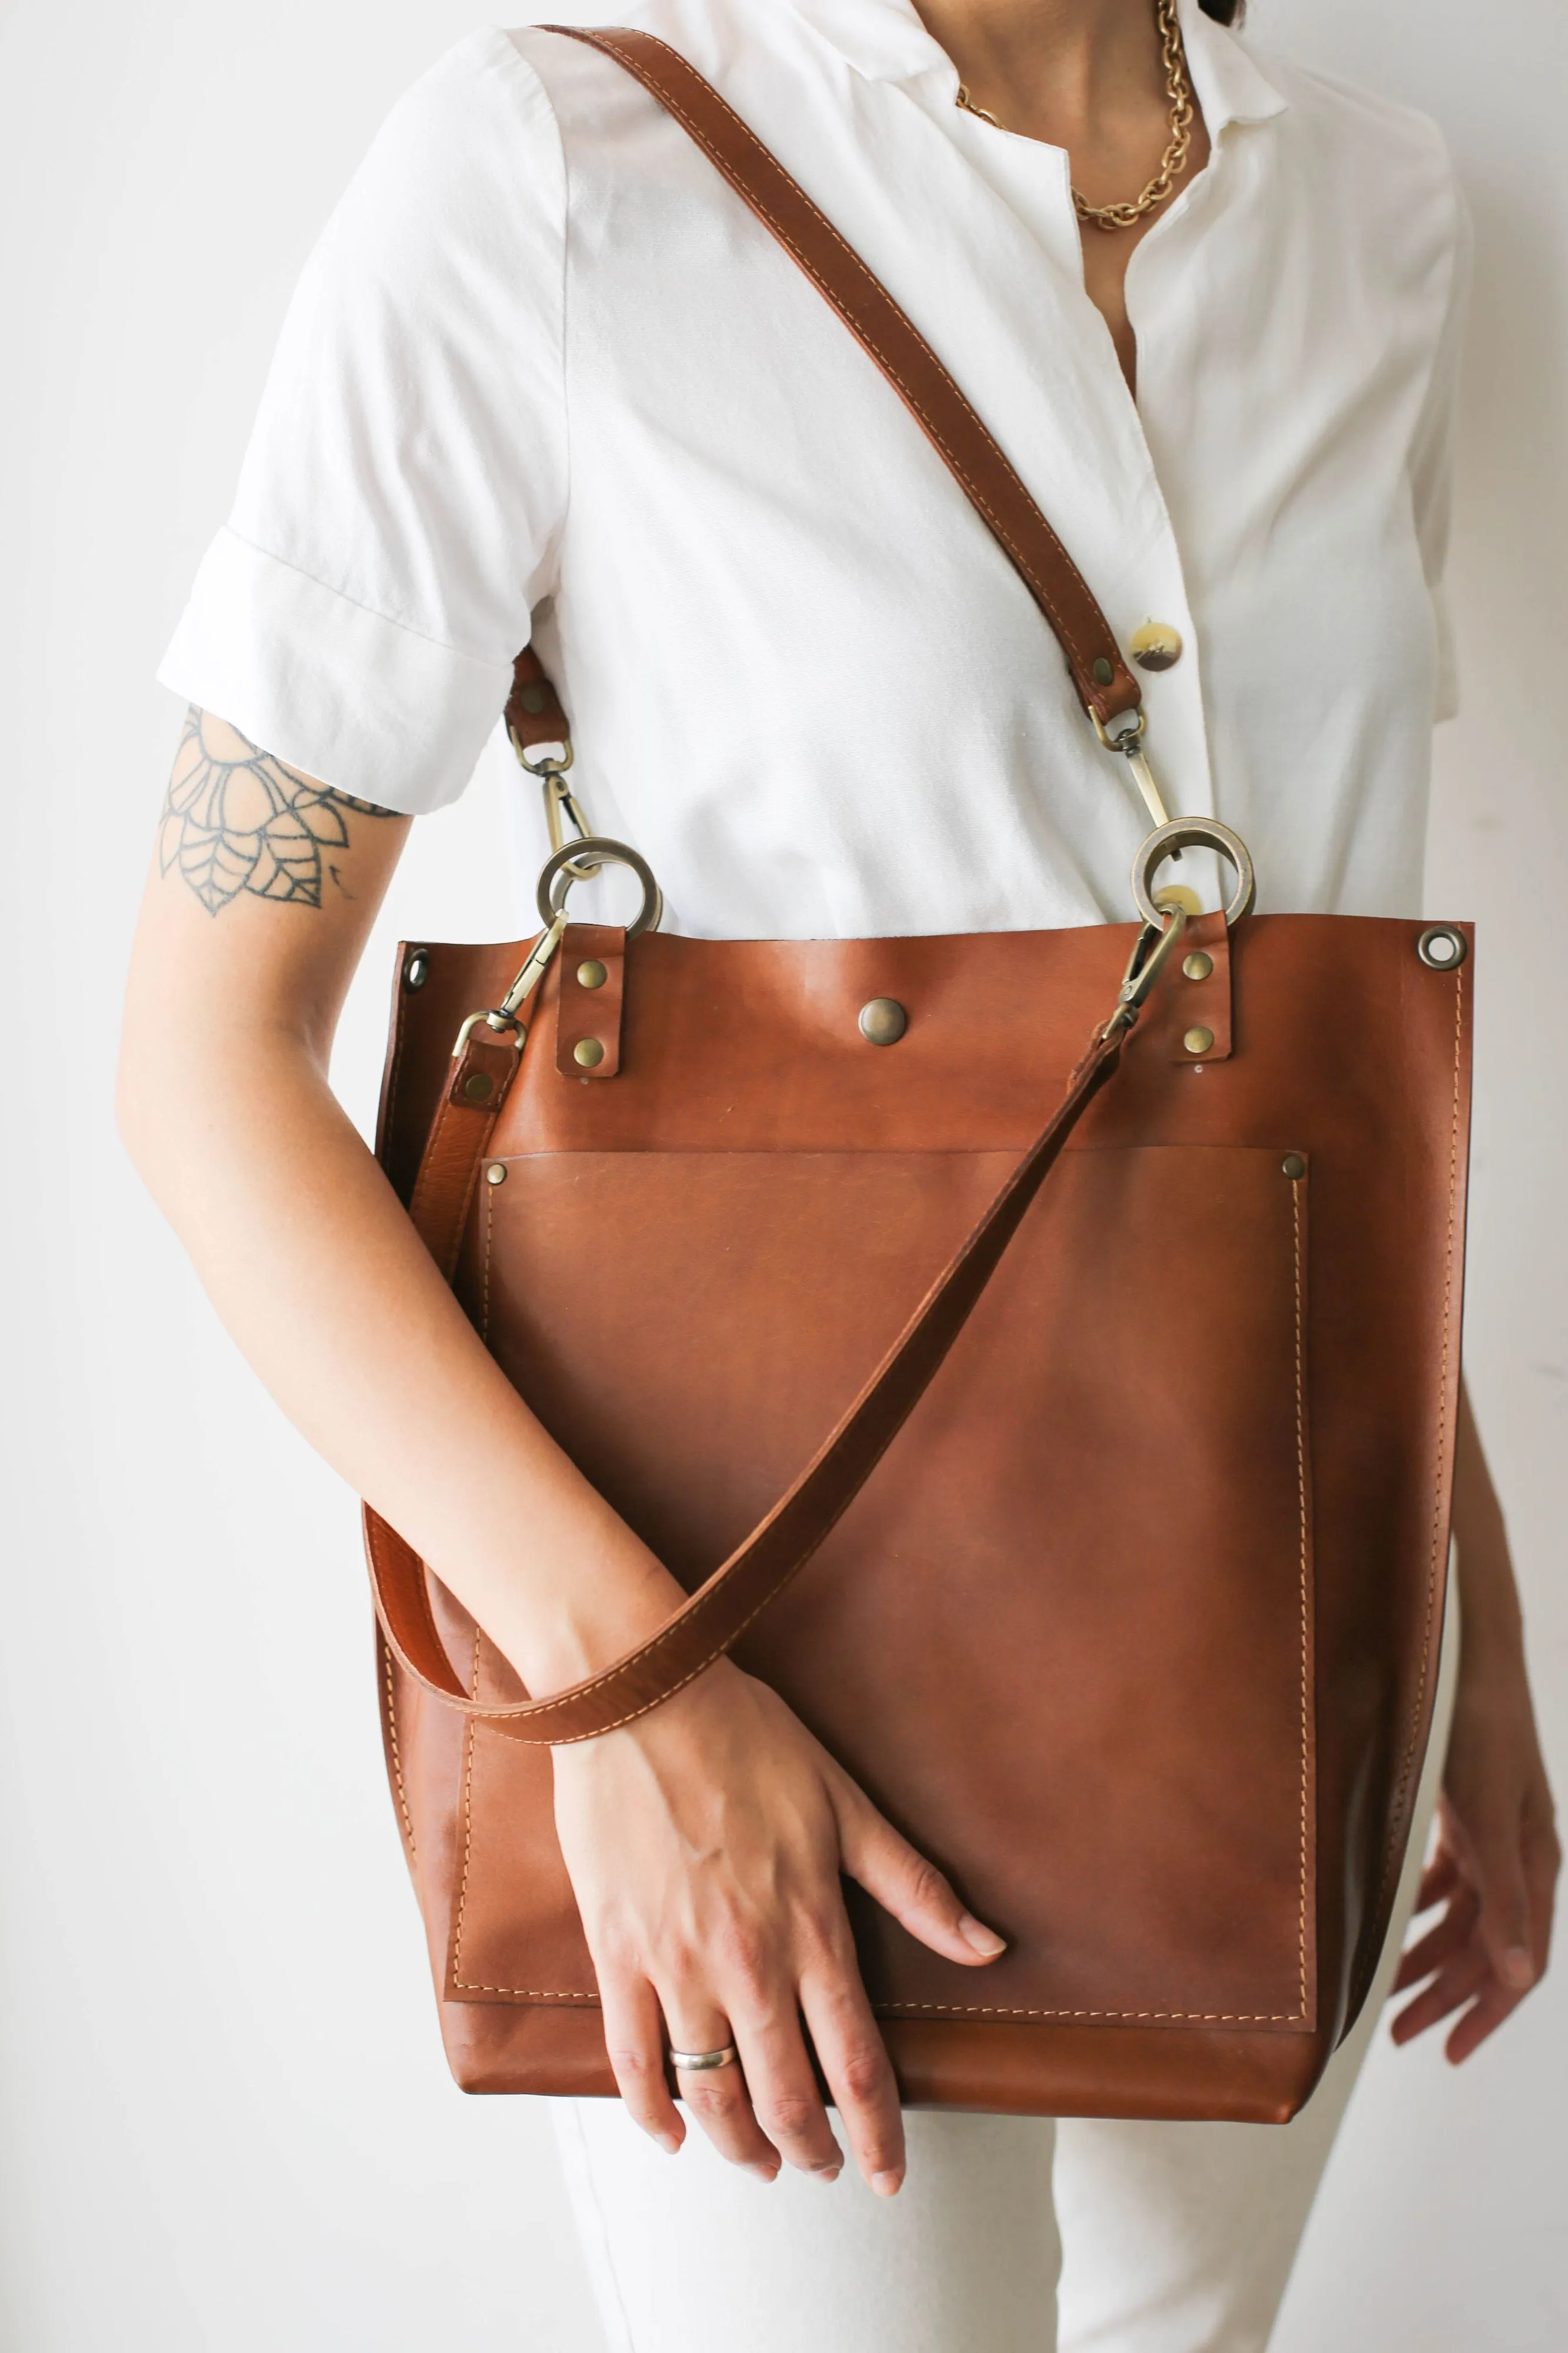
1182, 950, 1213, 982
858, 997, 908, 1046
519, 683, 548, 714
484, 1162, 507, 1186
1282, 1152, 1306, 1181
573, 1037, 606, 1068
1183, 1025, 1215, 1056
403, 948, 430, 992
1092, 655, 1115, 687
576, 959, 608, 991
462, 1071, 494, 1103
1130, 619, 1183, 672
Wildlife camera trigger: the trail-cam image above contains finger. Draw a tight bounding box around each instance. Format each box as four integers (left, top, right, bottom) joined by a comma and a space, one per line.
599, 1969, 685, 2154
1392, 1890, 1480, 1993
1414, 1844, 1462, 1915
1472, 1805, 1537, 1996
1523, 1813, 1562, 1974
1389, 1950, 1489, 2046
1445, 1982, 1524, 2065
800, 1952, 907, 2197
830, 1775, 1006, 1966
723, 1984, 844, 2181
663, 1992, 780, 2181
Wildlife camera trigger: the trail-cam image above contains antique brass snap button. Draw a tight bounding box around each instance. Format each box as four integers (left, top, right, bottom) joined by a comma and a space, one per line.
576, 959, 608, 990
859, 997, 908, 1046
1183, 1025, 1215, 1056
484, 1162, 508, 1186
1181, 949, 1213, 982
573, 1038, 606, 1068
1130, 620, 1183, 672
1281, 1153, 1306, 1181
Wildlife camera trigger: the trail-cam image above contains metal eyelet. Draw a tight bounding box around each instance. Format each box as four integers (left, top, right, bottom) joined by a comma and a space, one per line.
1416, 925, 1467, 971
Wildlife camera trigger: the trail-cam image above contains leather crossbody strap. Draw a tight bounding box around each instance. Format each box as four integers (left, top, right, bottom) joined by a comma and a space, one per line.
366, 1022, 1127, 1742
549, 25, 1142, 732
363, 32, 1156, 1740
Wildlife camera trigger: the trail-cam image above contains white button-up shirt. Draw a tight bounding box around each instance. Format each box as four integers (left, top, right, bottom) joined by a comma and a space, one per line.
159, 0, 1467, 936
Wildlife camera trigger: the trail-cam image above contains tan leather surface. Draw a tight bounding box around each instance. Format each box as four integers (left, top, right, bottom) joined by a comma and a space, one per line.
367, 1002, 1127, 1740
370, 911, 1470, 2115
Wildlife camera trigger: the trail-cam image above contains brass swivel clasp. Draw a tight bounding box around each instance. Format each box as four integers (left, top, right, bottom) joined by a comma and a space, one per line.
1100, 904, 1189, 1041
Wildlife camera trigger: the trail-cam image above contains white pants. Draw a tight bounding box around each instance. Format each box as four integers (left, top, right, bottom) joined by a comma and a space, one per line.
555, 1609, 1456, 2353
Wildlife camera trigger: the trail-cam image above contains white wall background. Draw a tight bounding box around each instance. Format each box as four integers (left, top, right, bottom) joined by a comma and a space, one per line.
1, 1, 1562, 2345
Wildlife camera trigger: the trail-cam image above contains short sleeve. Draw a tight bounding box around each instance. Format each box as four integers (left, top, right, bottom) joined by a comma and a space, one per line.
157, 31, 568, 812
1409, 165, 1472, 727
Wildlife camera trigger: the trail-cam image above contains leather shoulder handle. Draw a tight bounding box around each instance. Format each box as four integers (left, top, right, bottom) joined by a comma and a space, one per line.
364, 1010, 1126, 1744
544, 25, 1140, 732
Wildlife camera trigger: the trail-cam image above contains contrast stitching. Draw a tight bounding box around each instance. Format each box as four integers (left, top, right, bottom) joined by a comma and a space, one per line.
576, 33, 1108, 689
877, 2003, 1303, 2022
455, 1983, 600, 2001
1356, 962, 1464, 1997
382, 1637, 417, 1862
451, 1634, 485, 1989
451, 1675, 601, 1999
1292, 1175, 1311, 2022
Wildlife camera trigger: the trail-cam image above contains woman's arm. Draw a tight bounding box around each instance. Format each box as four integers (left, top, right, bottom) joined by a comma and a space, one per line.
118, 710, 1003, 2191
1391, 1382, 1559, 2060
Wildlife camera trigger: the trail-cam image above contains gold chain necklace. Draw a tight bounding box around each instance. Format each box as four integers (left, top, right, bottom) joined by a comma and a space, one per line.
956, 0, 1195, 234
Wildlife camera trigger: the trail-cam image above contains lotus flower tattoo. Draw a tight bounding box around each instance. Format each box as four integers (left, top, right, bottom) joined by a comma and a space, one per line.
159, 708, 393, 914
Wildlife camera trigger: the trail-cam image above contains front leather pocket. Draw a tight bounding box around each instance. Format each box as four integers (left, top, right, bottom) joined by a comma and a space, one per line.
453, 1143, 1315, 2034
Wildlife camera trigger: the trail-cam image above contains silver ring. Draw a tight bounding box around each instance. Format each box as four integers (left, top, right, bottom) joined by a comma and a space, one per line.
669, 2043, 740, 2073
1131, 816, 1256, 931
535, 836, 662, 939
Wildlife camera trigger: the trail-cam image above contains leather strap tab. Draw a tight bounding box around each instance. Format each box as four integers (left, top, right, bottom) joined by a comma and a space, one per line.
407, 1031, 523, 1281
546, 25, 1141, 731
1165, 910, 1233, 1064
555, 925, 627, 1080
365, 1018, 1127, 1742
506, 646, 571, 751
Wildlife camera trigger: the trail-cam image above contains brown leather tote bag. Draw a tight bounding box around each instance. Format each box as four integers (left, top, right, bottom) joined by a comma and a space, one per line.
364, 31, 1471, 2122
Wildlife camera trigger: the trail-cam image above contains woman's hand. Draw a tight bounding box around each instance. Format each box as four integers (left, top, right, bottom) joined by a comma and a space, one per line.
552, 1658, 1006, 2194
1390, 1379, 1559, 2062
1391, 1644, 1559, 2062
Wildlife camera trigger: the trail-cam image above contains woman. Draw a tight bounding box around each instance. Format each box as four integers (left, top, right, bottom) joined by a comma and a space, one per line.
119, 0, 1556, 2345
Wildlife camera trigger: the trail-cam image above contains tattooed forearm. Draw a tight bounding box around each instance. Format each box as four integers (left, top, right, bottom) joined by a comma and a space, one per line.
158, 707, 396, 915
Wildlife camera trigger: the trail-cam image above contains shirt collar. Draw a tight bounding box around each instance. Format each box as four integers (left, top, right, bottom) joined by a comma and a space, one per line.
788, 0, 1288, 136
